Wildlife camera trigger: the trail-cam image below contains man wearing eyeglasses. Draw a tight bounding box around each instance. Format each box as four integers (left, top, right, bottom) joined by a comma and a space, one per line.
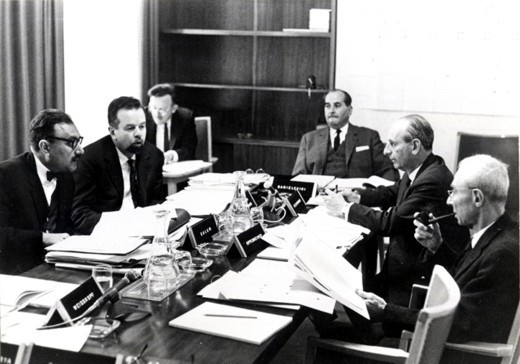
0, 109, 84, 274
72, 96, 165, 235
324, 114, 468, 333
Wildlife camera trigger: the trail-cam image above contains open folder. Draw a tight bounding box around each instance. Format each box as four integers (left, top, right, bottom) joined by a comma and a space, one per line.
169, 302, 292, 345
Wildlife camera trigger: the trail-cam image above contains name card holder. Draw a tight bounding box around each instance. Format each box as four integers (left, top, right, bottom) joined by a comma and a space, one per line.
0, 342, 25, 364
188, 215, 219, 249
226, 224, 267, 258
44, 277, 103, 327
288, 190, 309, 214
273, 179, 317, 203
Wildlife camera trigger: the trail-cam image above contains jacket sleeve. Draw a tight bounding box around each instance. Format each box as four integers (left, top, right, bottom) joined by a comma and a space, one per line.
292, 134, 311, 175
72, 154, 102, 235
174, 110, 197, 161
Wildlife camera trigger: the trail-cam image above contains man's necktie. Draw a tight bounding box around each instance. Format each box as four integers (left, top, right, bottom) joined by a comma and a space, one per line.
128, 159, 140, 207
46, 171, 57, 181
163, 123, 169, 151
333, 129, 341, 151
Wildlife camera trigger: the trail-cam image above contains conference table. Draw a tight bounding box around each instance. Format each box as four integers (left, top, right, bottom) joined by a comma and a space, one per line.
22, 251, 310, 364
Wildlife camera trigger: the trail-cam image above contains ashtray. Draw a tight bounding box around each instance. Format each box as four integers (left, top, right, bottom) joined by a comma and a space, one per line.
179, 257, 213, 273
197, 242, 228, 258
87, 317, 121, 339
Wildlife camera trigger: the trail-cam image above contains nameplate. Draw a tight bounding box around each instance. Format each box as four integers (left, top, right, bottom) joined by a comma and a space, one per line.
0, 342, 19, 364
227, 224, 267, 258
28, 345, 116, 364
188, 215, 218, 248
44, 277, 103, 326
273, 179, 317, 202
289, 190, 309, 214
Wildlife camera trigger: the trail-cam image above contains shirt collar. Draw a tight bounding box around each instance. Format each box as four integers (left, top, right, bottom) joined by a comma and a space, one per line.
471, 220, 496, 249
408, 163, 422, 183
329, 123, 349, 139
115, 146, 135, 165
33, 153, 53, 184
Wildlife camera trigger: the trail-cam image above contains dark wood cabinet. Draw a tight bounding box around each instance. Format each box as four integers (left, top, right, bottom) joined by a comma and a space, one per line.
155, 0, 337, 174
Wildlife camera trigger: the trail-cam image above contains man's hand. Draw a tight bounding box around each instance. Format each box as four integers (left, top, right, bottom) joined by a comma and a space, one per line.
164, 150, 178, 164
356, 289, 386, 321
42, 232, 70, 246
342, 189, 361, 203
323, 191, 347, 215
413, 212, 443, 253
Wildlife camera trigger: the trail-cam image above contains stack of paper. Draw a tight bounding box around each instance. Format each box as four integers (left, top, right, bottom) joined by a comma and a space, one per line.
188, 172, 269, 188
169, 302, 292, 345
334, 175, 395, 190
162, 160, 213, 177
0, 275, 77, 316
165, 189, 233, 215
290, 237, 369, 319
291, 174, 335, 189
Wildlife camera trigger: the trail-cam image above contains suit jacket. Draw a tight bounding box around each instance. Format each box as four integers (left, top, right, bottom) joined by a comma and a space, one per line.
145, 106, 197, 161
384, 214, 518, 364
292, 124, 398, 180
348, 153, 469, 307
72, 136, 166, 235
0, 152, 75, 274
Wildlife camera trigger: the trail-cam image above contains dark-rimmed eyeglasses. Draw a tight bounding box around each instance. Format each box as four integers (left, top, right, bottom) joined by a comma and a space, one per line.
47, 136, 83, 150
447, 188, 477, 197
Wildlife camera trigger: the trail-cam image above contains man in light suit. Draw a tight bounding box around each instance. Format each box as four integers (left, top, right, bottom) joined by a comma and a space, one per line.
326, 115, 468, 311
292, 89, 398, 181
72, 96, 165, 235
0, 110, 84, 274
145, 83, 197, 163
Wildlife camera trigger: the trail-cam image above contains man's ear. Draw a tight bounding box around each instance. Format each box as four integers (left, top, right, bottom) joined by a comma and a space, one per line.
172, 104, 179, 113
108, 125, 115, 137
38, 139, 51, 155
473, 188, 484, 207
411, 139, 421, 154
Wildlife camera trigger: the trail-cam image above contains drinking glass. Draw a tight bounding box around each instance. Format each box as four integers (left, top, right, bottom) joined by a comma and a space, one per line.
92, 264, 113, 292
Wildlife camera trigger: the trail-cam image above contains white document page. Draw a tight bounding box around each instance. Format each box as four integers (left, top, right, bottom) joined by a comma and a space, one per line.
291, 174, 335, 189
0, 275, 77, 315
221, 259, 335, 313
1, 312, 91, 352
165, 189, 233, 215
169, 302, 292, 345
162, 160, 212, 176
46, 236, 147, 255
291, 237, 369, 319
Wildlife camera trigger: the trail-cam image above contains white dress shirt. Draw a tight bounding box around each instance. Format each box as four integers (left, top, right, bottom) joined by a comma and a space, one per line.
116, 148, 135, 210
34, 154, 57, 206
329, 123, 349, 149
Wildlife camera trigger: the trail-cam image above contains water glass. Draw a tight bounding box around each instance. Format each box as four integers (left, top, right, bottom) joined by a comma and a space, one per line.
250, 206, 264, 228
92, 264, 113, 292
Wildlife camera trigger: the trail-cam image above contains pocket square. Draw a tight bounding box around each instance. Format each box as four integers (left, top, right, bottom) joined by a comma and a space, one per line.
355, 145, 370, 152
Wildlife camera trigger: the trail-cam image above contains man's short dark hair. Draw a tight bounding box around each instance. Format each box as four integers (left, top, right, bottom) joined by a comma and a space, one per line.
107, 96, 143, 127
30, 109, 74, 149
325, 89, 352, 107
147, 83, 176, 102
402, 114, 435, 151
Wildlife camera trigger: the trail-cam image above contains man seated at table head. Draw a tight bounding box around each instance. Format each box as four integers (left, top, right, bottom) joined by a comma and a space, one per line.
349, 155, 518, 364
145, 83, 197, 164
0, 109, 84, 274
325, 114, 469, 310
292, 89, 398, 181
72, 96, 166, 235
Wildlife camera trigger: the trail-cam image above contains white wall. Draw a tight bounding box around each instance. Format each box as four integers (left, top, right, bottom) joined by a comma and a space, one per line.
63, 0, 144, 146
336, 0, 519, 172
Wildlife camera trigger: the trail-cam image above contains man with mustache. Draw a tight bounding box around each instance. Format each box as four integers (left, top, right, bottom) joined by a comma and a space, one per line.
0, 109, 84, 274
72, 96, 165, 234
292, 89, 398, 180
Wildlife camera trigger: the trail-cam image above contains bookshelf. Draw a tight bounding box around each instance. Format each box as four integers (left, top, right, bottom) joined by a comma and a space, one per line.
155, 0, 337, 174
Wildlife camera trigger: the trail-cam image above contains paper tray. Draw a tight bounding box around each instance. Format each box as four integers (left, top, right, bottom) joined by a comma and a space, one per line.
120, 274, 194, 302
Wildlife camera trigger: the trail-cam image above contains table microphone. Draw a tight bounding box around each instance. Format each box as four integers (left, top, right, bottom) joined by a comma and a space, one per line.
83, 270, 141, 316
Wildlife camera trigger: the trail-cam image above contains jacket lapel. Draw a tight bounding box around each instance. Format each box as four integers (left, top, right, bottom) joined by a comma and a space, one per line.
316, 128, 329, 174
343, 124, 358, 167
454, 216, 507, 279
136, 151, 151, 203
24, 153, 49, 226
105, 143, 124, 199
169, 112, 181, 150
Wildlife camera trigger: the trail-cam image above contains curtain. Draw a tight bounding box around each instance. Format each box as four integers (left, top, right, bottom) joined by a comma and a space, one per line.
141, 0, 158, 103
0, 0, 64, 162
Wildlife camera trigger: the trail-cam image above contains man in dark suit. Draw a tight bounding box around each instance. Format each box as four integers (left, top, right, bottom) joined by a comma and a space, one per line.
0, 109, 84, 274
292, 89, 398, 181
72, 96, 166, 235
353, 155, 518, 364
326, 114, 468, 312
145, 83, 197, 163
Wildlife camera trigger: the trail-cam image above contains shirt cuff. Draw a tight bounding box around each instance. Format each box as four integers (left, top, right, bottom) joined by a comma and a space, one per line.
171, 150, 179, 162
342, 202, 354, 221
